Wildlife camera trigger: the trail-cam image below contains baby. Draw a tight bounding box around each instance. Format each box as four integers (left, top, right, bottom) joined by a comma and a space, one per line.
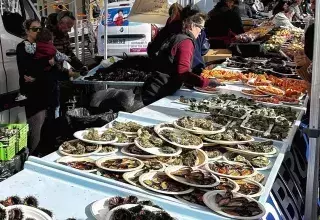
33, 28, 70, 70
23, 28, 70, 71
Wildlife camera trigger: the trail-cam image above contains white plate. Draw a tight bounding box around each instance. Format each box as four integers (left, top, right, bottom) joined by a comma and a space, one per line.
93, 146, 119, 156
223, 152, 273, 170
193, 87, 219, 94
120, 145, 158, 159
110, 141, 135, 147
156, 127, 203, 149
6, 205, 53, 220
201, 178, 240, 192
122, 169, 146, 187
134, 138, 182, 157
73, 129, 118, 145
234, 179, 265, 198
56, 156, 97, 173
203, 136, 255, 146
58, 140, 102, 157
163, 149, 208, 168
165, 166, 220, 188
205, 160, 257, 179
90, 197, 110, 220
139, 171, 195, 195
240, 90, 270, 97
173, 121, 225, 135
223, 144, 278, 157
203, 191, 266, 220
255, 100, 283, 106
96, 156, 144, 172
256, 86, 285, 96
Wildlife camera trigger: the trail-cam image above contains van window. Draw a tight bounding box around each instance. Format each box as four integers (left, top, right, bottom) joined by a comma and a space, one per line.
1, 0, 36, 38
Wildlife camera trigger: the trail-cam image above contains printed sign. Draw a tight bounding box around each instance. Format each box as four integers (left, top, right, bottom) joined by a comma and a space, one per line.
107, 7, 131, 26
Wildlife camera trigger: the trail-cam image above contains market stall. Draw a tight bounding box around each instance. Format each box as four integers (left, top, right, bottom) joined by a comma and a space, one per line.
0, 5, 315, 219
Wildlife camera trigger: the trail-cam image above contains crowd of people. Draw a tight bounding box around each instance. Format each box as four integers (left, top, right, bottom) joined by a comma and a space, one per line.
17, 0, 315, 156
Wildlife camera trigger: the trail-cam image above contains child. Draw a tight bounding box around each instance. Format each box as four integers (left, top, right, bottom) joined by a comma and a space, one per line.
33, 28, 70, 71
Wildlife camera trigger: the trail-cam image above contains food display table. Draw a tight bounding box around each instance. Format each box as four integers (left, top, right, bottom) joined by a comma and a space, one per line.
36, 75, 306, 218
0, 159, 226, 219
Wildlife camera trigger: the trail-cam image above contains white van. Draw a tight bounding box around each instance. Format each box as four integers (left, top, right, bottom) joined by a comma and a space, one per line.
96, 1, 161, 56
0, 0, 39, 123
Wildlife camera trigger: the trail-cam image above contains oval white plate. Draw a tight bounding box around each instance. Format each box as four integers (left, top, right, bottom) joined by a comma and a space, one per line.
173, 120, 225, 135
139, 171, 194, 195
56, 156, 97, 173
234, 179, 265, 198
58, 140, 102, 157
223, 144, 278, 157
165, 166, 220, 188
156, 127, 203, 149
134, 138, 182, 157
203, 191, 266, 220
120, 145, 158, 159
240, 90, 270, 97
96, 156, 144, 173
205, 160, 257, 179
93, 146, 118, 156
203, 136, 255, 146
7, 205, 53, 220
73, 129, 118, 145
223, 151, 272, 170
193, 87, 219, 94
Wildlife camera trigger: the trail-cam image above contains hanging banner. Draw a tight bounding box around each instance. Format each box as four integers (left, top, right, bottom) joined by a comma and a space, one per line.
128, 0, 171, 25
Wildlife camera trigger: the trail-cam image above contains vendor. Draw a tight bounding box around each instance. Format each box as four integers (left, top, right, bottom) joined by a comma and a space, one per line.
147, 5, 210, 75
272, 1, 299, 29
289, 0, 304, 21
142, 8, 222, 105
235, 0, 253, 18
206, 0, 244, 49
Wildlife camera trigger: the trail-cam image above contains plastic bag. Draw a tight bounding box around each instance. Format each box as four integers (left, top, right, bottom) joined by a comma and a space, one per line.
90, 88, 135, 113
66, 108, 117, 131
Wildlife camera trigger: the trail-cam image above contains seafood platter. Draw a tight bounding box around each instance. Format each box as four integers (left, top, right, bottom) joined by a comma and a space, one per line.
174, 93, 301, 142
51, 114, 287, 219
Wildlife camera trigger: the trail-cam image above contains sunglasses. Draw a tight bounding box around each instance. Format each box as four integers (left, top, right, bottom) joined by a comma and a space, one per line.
29, 27, 42, 32
194, 23, 205, 31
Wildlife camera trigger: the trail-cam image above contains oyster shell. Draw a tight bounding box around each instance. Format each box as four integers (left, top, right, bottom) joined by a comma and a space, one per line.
113, 121, 142, 132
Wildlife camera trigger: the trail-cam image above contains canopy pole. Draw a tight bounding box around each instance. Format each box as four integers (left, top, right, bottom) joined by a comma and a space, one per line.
104, 0, 108, 59
304, 0, 320, 218
73, 0, 79, 58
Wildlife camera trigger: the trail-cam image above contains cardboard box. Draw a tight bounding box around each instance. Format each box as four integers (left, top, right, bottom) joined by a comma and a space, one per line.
203, 49, 232, 63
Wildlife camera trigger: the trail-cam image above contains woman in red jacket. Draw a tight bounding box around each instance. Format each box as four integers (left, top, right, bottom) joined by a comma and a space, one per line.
142, 7, 222, 105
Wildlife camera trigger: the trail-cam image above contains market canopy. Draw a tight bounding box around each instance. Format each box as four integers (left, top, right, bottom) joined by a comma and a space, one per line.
127, 0, 173, 25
